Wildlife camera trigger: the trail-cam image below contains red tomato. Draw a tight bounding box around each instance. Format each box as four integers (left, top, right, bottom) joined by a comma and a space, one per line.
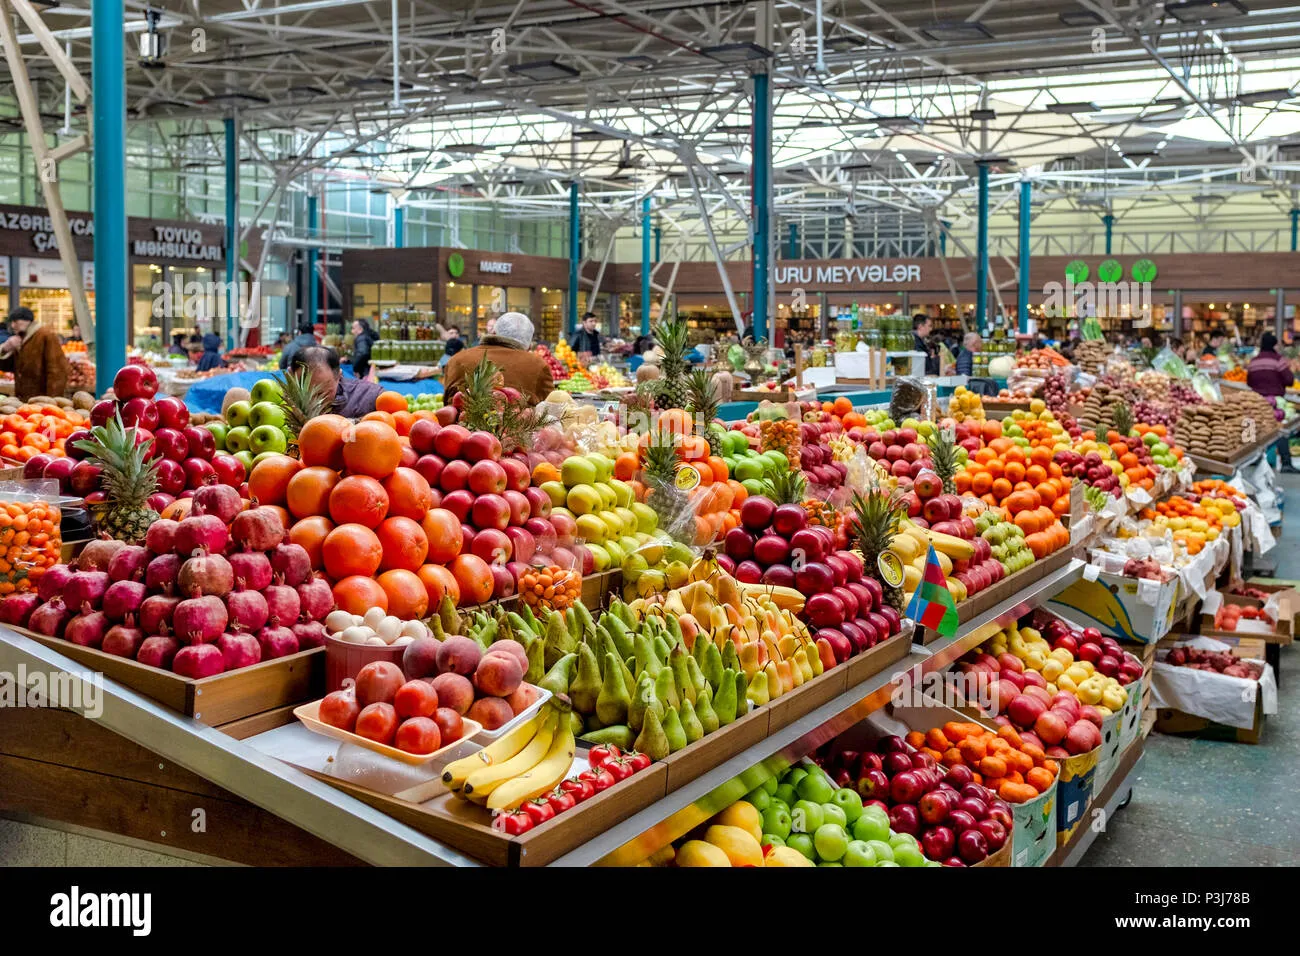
546, 788, 577, 815
588, 744, 621, 768
604, 756, 635, 782
580, 767, 616, 792
560, 777, 595, 803
625, 751, 652, 772
522, 797, 556, 826
494, 808, 533, 835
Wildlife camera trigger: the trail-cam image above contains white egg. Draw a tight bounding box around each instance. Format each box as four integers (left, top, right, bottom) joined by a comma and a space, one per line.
340, 625, 374, 644
400, 620, 428, 640
364, 636, 388, 646
375, 616, 403, 644
325, 610, 354, 633
363, 607, 387, 629
392, 635, 415, 646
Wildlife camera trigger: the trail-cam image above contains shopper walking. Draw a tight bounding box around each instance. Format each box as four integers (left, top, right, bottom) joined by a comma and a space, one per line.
0, 307, 68, 399
443, 311, 554, 405
196, 332, 226, 372
1246, 332, 1298, 473
350, 318, 377, 379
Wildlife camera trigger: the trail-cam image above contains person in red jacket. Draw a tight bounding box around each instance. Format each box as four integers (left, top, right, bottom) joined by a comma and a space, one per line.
1246, 332, 1298, 472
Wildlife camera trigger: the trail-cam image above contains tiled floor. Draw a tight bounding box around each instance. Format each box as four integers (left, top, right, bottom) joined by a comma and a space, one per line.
1082, 470, 1300, 866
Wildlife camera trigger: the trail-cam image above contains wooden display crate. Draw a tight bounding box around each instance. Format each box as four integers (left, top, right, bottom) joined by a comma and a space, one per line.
11, 625, 324, 726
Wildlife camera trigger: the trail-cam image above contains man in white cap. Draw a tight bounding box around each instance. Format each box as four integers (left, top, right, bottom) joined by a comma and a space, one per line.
442, 311, 555, 404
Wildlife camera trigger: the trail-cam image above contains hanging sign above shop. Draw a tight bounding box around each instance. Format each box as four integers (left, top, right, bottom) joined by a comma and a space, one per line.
0, 257, 8, 286
773, 262, 921, 287
18, 257, 94, 290
132, 226, 222, 262
1, 210, 94, 254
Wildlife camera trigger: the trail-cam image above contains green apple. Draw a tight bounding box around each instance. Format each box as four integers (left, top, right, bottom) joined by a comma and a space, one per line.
813, 823, 849, 862
817, 861, 842, 867
586, 453, 614, 483
560, 455, 597, 487
249, 401, 287, 430
863, 839, 894, 863
566, 484, 602, 516
892, 843, 927, 867
249, 424, 288, 456
796, 770, 835, 804
585, 542, 611, 572
541, 481, 568, 508
224, 425, 252, 453
233, 450, 255, 474
759, 776, 779, 796
620, 552, 649, 583
774, 783, 797, 808
852, 807, 891, 844
595, 483, 617, 511
575, 513, 609, 544
745, 788, 772, 813
250, 377, 284, 406
842, 840, 877, 868
204, 422, 229, 450
761, 804, 792, 840
762, 833, 785, 848
603, 540, 626, 567
630, 502, 658, 533
784, 767, 808, 789
830, 787, 863, 824
225, 400, 252, 428
889, 831, 919, 850
741, 477, 766, 498
734, 457, 765, 482
875, 860, 900, 867
785, 832, 815, 861
724, 430, 750, 455
791, 799, 824, 835
614, 508, 639, 537
609, 478, 634, 508
762, 450, 788, 471
820, 803, 847, 829
253, 450, 287, 466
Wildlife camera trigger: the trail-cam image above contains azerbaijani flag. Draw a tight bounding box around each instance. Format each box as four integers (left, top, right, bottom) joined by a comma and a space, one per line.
906, 544, 959, 637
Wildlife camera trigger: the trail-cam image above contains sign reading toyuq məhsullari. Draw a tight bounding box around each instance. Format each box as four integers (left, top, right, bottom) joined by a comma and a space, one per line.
132, 225, 223, 261
773, 263, 922, 286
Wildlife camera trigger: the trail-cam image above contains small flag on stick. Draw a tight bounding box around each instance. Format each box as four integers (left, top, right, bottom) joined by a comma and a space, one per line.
905, 544, 959, 637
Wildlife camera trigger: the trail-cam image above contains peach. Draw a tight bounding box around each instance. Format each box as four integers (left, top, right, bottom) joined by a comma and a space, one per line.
484, 638, 527, 672
436, 634, 481, 676
474, 653, 523, 698
433, 706, 464, 744
402, 635, 441, 680
355, 661, 404, 708
506, 682, 542, 715
429, 672, 475, 715
467, 696, 513, 730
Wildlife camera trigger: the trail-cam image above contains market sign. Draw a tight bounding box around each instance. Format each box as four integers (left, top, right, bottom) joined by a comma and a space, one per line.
1065, 260, 1089, 282
131, 226, 223, 262
1132, 258, 1158, 282
1, 209, 94, 254
1098, 259, 1123, 283
773, 263, 921, 286
447, 252, 465, 278
479, 260, 514, 274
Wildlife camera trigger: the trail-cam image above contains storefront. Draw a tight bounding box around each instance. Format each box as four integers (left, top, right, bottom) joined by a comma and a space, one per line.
0, 203, 272, 348
341, 247, 572, 347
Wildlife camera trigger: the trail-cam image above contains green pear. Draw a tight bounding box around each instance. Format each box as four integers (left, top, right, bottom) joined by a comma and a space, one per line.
734, 670, 748, 714
703, 641, 724, 693
438, 595, 459, 637
695, 684, 720, 734
634, 706, 670, 761
679, 697, 704, 744
745, 670, 770, 708
714, 668, 738, 726
662, 706, 688, 753
538, 652, 576, 697
569, 644, 602, 715
543, 611, 578, 669
604, 615, 635, 659
569, 710, 586, 737
581, 724, 634, 750
524, 636, 546, 684
721, 639, 740, 673
692, 631, 710, 669
628, 672, 658, 732
618, 655, 637, 704
585, 712, 606, 733
665, 614, 683, 645
596, 653, 631, 726
685, 655, 708, 701
654, 665, 679, 711
634, 633, 661, 678
669, 644, 696, 705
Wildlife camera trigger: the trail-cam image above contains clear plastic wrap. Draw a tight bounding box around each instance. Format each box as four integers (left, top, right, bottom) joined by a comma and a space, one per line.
0, 480, 62, 595
1151, 347, 1191, 379
889, 376, 931, 422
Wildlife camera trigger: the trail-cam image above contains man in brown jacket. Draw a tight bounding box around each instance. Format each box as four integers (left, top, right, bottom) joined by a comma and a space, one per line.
443, 312, 554, 404
0, 308, 70, 400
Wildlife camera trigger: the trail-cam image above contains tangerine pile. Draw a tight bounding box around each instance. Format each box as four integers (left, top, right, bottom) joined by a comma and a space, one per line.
956, 440, 1073, 519
0, 404, 88, 463
908, 721, 1059, 805
519, 564, 581, 611
0, 498, 60, 594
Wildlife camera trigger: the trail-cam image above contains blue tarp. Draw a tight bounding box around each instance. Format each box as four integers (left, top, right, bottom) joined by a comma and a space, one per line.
181, 366, 443, 415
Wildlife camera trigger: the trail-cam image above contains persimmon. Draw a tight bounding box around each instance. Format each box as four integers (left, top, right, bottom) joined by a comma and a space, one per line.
322, 523, 383, 578
297, 414, 351, 470
376, 568, 429, 619
329, 474, 390, 528
286, 466, 341, 520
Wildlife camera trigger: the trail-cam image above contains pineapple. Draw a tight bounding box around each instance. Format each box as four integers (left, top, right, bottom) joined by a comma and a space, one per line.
458, 356, 554, 453
1111, 402, 1134, 440
686, 368, 726, 454
278, 366, 331, 439
927, 426, 960, 496
641, 434, 695, 543
848, 488, 908, 613
74, 413, 161, 544
761, 467, 807, 505
653, 318, 691, 410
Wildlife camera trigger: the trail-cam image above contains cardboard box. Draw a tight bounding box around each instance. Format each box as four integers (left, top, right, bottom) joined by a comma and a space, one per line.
1011, 779, 1057, 868
1154, 700, 1264, 744
1046, 570, 1179, 644
1055, 746, 1100, 846
1221, 585, 1300, 638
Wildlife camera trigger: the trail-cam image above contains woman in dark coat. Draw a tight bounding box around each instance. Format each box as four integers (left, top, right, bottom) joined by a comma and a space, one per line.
1246, 331, 1297, 473
196, 332, 226, 372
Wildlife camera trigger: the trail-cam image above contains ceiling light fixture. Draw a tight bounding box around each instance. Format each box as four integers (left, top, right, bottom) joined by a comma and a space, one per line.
1046, 101, 1100, 114
138, 8, 166, 69
508, 60, 579, 81
1235, 88, 1294, 105
1059, 9, 1104, 25
1164, 0, 1248, 22
700, 42, 772, 62
920, 22, 993, 41
873, 115, 923, 130
970, 108, 997, 121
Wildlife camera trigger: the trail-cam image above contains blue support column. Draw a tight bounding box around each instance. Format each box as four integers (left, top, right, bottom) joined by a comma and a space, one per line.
752, 71, 772, 342
976, 163, 990, 331
1018, 178, 1031, 334
787, 222, 799, 260
306, 195, 319, 329
224, 117, 238, 350
92, 0, 127, 395
641, 196, 651, 335
1291, 208, 1298, 252
568, 182, 580, 336
1102, 213, 1114, 255
393, 203, 405, 248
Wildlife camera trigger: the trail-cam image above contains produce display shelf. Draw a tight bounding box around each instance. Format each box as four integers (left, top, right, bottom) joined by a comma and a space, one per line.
1049, 738, 1145, 867
1187, 432, 1278, 477
0, 627, 478, 867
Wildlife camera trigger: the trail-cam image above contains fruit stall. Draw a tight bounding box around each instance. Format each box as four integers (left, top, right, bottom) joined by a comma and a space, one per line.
0, 317, 1287, 868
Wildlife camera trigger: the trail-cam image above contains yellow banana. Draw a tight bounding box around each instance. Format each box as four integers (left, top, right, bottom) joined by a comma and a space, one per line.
735, 581, 805, 612
462, 711, 558, 803
441, 709, 543, 791
903, 523, 975, 561
486, 721, 576, 811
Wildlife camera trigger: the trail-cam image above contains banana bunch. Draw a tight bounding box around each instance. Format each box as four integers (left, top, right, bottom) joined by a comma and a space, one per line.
443, 700, 576, 811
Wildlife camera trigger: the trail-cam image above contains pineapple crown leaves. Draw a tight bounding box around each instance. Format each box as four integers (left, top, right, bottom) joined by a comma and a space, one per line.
73, 411, 161, 502
458, 356, 557, 453
847, 487, 907, 554
761, 467, 806, 505
277, 366, 331, 438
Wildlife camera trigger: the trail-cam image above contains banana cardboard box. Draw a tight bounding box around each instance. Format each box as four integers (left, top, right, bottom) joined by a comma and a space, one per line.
1046, 569, 1179, 645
